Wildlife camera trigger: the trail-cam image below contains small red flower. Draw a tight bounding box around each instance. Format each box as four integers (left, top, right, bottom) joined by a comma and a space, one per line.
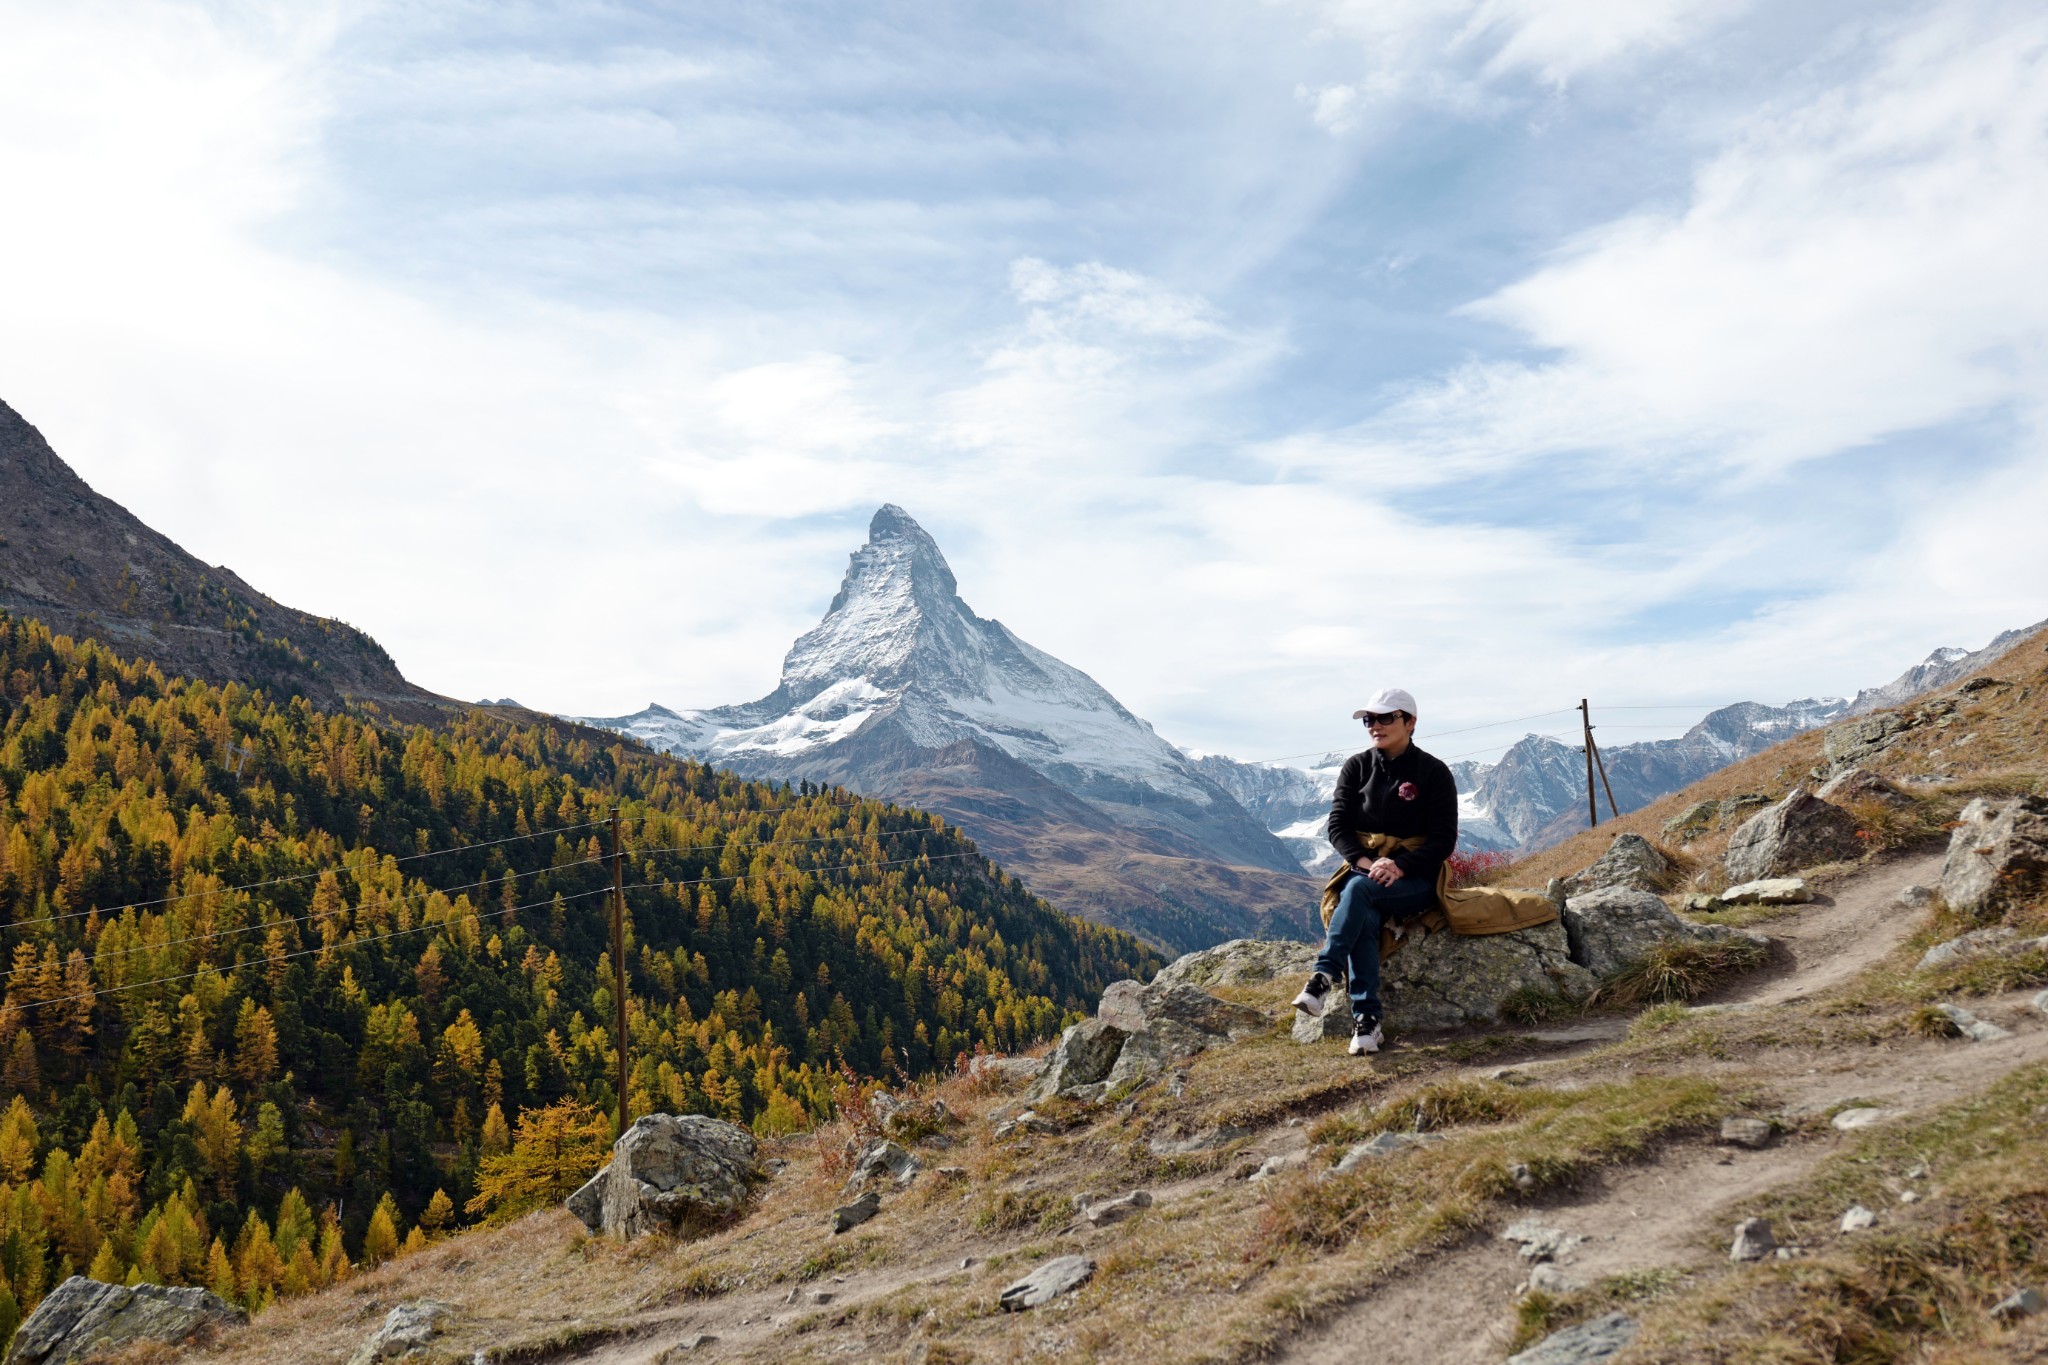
1397, 781, 1418, 801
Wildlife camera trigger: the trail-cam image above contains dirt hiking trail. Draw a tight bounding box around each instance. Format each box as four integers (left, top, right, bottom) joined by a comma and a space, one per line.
1272, 848, 2048, 1365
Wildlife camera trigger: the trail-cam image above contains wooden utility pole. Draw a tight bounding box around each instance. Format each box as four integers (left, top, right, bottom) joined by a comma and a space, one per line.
1579, 699, 1599, 829
1590, 730, 1622, 823
610, 807, 630, 1138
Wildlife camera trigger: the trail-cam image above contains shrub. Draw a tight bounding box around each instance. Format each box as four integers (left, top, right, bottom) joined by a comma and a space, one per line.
1447, 849, 1515, 888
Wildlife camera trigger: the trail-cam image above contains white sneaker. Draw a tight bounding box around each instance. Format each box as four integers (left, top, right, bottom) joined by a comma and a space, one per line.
1292, 972, 1333, 1017
1348, 1019, 1383, 1056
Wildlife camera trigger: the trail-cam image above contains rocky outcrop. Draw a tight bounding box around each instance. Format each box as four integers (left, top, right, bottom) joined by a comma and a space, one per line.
1379, 923, 1597, 1030
4, 1278, 246, 1365
1941, 796, 2048, 921
568, 1114, 761, 1241
1822, 714, 1912, 775
1662, 794, 1772, 842
1562, 888, 1761, 980
1563, 834, 1674, 895
1724, 789, 1863, 883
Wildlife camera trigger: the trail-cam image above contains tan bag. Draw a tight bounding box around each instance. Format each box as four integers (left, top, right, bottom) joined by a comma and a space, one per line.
1320, 832, 1557, 960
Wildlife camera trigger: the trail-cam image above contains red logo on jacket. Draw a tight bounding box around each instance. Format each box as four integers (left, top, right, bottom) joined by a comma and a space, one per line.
1397, 782, 1418, 801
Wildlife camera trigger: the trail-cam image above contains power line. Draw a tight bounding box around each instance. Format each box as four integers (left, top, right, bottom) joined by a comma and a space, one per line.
15, 849, 983, 1015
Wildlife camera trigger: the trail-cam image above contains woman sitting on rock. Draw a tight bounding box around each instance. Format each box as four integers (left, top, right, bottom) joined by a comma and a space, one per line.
1293, 687, 1458, 1054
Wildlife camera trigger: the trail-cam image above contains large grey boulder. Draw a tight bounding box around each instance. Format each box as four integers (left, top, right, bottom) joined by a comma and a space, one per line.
347, 1301, 454, 1365
1378, 922, 1598, 1031
1564, 834, 1674, 895
1023, 1019, 1130, 1102
1724, 789, 1863, 883
1941, 796, 2048, 921
1152, 938, 1316, 988
4, 1278, 246, 1365
1562, 887, 1760, 980
1029, 977, 1267, 1101
572, 1113, 761, 1241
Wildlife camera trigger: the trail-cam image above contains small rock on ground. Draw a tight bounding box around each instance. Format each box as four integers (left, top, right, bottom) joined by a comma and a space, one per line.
1840, 1205, 1877, 1233
1334, 1131, 1442, 1172
349, 1300, 455, 1365
1248, 1153, 1304, 1182
832, 1191, 881, 1234
1991, 1287, 2045, 1320
1936, 1003, 2014, 1043
1505, 1311, 1637, 1365
1832, 1107, 1891, 1130
999, 1255, 1095, 1311
1079, 1190, 1152, 1227
1719, 878, 1812, 906
1501, 1219, 1585, 1263
1731, 1217, 1777, 1261
2034, 989, 2048, 1016
1526, 1264, 1584, 1295
1719, 1117, 1774, 1149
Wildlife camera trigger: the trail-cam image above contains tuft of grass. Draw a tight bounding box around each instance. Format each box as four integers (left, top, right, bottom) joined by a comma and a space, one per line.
1908, 1003, 1963, 1038
1590, 937, 1770, 1008
1358, 1078, 1530, 1135
970, 1187, 1065, 1234
1498, 983, 1581, 1026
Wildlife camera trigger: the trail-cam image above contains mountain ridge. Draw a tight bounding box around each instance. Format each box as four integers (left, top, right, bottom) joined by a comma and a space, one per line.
0, 399, 449, 721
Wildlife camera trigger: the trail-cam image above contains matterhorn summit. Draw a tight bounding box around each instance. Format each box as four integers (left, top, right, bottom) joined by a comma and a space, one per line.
583, 506, 1311, 951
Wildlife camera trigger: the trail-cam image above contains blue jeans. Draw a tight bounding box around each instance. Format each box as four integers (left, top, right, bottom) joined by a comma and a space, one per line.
1313, 869, 1437, 1026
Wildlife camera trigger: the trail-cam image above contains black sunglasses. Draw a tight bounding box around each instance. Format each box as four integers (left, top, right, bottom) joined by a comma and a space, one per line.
1361, 711, 1408, 727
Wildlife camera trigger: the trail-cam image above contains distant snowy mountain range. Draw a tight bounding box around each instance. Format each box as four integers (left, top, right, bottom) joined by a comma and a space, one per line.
1195, 619, 2045, 867
578, 506, 1313, 952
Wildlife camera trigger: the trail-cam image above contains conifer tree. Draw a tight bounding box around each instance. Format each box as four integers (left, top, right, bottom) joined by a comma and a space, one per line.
362, 1194, 401, 1268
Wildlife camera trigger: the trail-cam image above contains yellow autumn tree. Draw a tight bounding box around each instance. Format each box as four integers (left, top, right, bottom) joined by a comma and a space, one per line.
464, 1099, 610, 1224
361, 1193, 401, 1268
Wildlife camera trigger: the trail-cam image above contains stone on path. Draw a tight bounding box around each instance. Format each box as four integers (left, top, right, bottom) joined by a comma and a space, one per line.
1501, 1219, 1585, 1263
348, 1301, 455, 1365
1525, 1264, 1584, 1296
1725, 789, 1863, 884
1504, 1311, 1637, 1365
5, 1278, 247, 1365
1718, 878, 1813, 906
1247, 1153, 1303, 1182
1941, 795, 2048, 920
1731, 1217, 1777, 1262
1840, 1205, 1877, 1233
832, 1190, 881, 1235
1936, 1003, 2014, 1043
998, 1255, 1095, 1311
1895, 884, 1934, 908
573, 1113, 761, 1242
1832, 1107, 1891, 1130
2034, 990, 2048, 1017
1719, 1117, 1774, 1149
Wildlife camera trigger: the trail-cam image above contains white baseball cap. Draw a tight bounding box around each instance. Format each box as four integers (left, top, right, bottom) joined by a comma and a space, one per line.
1351, 687, 1417, 719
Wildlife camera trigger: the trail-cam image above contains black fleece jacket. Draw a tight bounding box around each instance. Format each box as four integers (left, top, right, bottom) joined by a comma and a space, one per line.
1326, 742, 1459, 882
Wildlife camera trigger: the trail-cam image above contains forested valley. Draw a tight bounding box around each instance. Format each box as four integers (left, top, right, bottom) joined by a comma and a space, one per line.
0, 611, 1156, 1344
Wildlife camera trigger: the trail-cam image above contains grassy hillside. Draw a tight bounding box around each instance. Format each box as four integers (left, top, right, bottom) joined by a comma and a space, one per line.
1505, 622, 2048, 890
0, 611, 1157, 1339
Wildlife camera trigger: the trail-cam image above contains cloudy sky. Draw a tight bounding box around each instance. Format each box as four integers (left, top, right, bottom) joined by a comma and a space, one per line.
3, 0, 2044, 766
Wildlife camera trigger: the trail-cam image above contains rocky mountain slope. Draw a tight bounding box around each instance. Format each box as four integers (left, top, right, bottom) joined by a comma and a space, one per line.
581, 506, 1315, 953
0, 398, 447, 718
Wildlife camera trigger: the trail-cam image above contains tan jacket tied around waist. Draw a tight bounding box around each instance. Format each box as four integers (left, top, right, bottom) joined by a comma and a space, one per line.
1321, 832, 1558, 959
